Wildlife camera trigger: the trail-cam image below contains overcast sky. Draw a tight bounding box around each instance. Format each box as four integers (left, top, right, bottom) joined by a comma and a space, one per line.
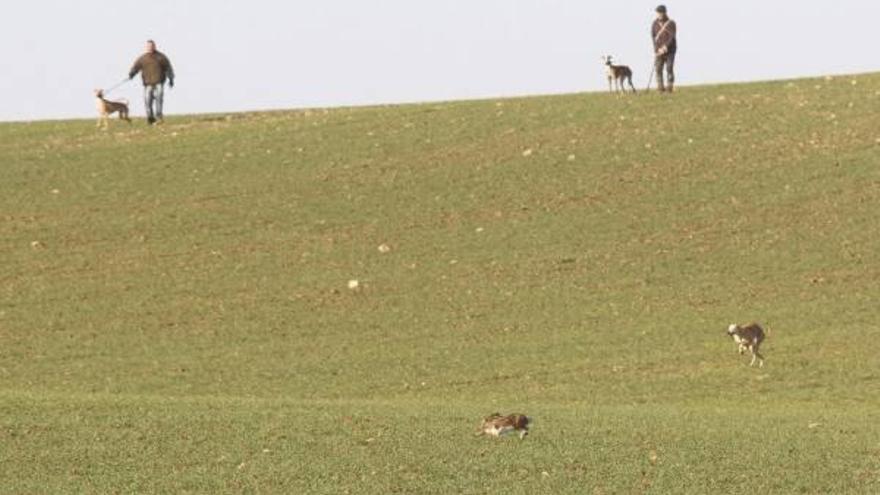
1, 1, 878, 122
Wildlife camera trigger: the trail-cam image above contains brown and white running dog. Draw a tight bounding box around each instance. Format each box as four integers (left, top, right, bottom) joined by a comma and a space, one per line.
726, 323, 766, 367
476, 413, 532, 439
601, 56, 636, 94
94, 89, 131, 129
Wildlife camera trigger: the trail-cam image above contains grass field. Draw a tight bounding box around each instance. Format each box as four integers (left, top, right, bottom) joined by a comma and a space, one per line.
2, 74, 880, 493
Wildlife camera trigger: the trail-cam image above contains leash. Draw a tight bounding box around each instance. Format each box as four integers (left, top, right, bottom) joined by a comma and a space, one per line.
102, 77, 131, 95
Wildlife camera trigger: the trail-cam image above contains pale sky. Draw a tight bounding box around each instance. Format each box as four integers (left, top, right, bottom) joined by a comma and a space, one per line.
1, 1, 878, 122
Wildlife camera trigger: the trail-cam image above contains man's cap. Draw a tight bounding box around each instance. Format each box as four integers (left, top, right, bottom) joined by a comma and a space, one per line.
655, 5, 667, 13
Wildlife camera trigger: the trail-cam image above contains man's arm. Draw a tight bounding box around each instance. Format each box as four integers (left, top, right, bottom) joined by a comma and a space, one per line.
161, 54, 175, 87
651, 21, 663, 52
128, 56, 143, 80
666, 21, 677, 45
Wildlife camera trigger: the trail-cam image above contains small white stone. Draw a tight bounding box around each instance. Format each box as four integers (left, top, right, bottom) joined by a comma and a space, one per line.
522, 149, 533, 157
378, 244, 391, 254
347, 280, 360, 290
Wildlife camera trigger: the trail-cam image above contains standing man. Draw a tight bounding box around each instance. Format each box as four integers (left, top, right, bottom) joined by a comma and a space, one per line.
652, 5, 677, 92
129, 40, 175, 124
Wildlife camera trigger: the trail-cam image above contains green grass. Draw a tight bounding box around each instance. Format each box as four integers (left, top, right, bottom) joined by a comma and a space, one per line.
2, 74, 880, 493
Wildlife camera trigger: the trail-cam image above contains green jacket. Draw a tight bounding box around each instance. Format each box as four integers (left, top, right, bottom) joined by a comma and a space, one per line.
129, 51, 174, 86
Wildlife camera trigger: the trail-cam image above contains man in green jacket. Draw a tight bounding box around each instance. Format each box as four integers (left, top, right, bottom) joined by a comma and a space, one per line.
129, 40, 175, 124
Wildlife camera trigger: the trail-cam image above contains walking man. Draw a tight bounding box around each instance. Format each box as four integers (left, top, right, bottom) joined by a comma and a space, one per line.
129, 40, 175, 124
652, 5, 677, 92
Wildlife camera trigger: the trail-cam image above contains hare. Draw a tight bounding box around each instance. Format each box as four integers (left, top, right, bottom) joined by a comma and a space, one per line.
477, 413, 532, 439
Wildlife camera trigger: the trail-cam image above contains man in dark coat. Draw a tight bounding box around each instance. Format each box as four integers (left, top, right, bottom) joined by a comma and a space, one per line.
652, 5, 677, 92
129, 40, 175, 124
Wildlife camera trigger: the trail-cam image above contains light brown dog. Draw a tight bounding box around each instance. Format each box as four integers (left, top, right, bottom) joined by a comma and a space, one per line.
94, 89, 131, 129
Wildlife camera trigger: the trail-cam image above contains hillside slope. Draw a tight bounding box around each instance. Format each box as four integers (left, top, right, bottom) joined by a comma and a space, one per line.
2, 75, 880, 493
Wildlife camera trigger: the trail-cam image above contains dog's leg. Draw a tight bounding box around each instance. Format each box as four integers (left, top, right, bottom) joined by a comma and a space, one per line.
628, 76, 637, 94
754, 347, 765, 367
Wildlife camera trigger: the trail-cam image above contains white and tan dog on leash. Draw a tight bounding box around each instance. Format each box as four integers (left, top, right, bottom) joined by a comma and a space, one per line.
94, 89, 131, 129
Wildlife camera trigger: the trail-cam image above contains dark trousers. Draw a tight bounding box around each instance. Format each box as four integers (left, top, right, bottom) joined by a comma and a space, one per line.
654, 51, 676, 91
